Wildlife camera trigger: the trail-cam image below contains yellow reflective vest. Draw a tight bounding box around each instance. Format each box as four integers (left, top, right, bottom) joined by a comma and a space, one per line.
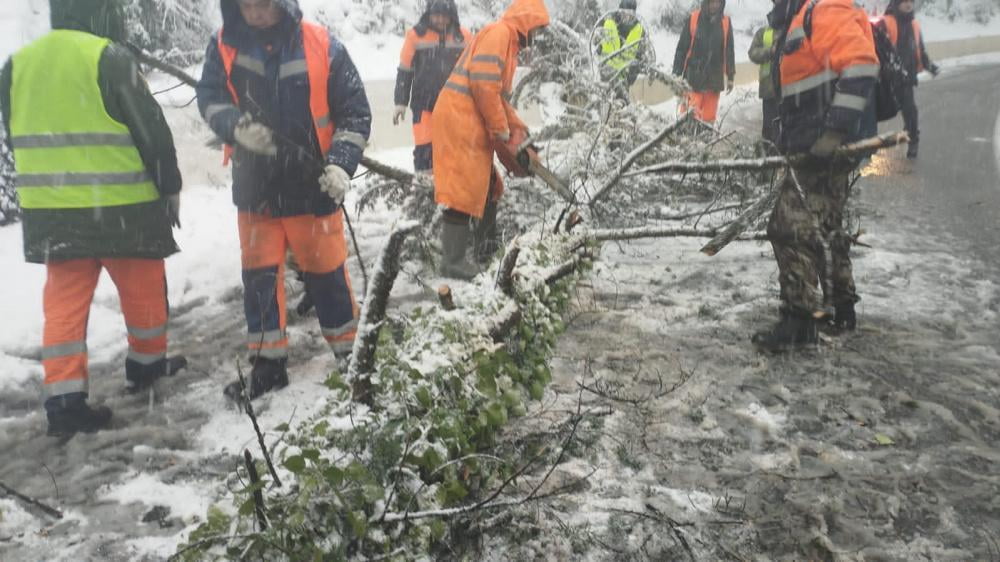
601, 18, 644, 72
10, 30, 158, 209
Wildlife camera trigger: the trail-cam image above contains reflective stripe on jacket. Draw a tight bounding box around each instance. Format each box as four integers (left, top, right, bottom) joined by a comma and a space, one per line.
10, 30, 158, 209
217, 21, 336, 163
601, 18, 644, 71
778, 0, 878, 153
432, 0, 549, 219
196, 0, 371, 217
395, 26, 471, 114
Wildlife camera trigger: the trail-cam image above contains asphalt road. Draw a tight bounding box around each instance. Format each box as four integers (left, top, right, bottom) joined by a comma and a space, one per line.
861, 63, 1000, 267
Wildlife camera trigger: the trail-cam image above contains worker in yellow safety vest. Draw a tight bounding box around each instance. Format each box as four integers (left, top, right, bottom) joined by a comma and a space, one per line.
748, 2, 779, 150
598, 0, 646, 99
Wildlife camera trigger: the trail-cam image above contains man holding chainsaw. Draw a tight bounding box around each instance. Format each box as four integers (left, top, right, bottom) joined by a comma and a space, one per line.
432, 0, 550, 279
196, 0, 371, 402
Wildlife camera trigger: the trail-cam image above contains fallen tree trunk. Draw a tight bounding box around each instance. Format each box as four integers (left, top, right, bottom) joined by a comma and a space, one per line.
626, 132, 909, 177
348, 221, 422, 397
589, 226, 767, 243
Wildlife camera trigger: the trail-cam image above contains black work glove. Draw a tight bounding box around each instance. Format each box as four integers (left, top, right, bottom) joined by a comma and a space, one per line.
516, 143, 540, 175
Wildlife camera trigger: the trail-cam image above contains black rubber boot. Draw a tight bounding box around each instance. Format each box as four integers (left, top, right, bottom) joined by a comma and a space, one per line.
752, 313, 819, 353
46, 392, 113, 437
439, 217, 478, 280
825, 302, 857, 334
473, 200, 501, 264
126, 355, 188, 393
223, 357, 289, 405
906, 142, 918, 159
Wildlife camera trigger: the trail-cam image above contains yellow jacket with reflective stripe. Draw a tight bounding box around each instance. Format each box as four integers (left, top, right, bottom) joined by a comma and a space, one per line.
601, 18, 644, 71
10, 30, 158, 210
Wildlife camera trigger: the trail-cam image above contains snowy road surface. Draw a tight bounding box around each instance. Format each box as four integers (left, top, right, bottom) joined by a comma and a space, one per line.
0, 48, 999, 560
481, 65, 1000, 559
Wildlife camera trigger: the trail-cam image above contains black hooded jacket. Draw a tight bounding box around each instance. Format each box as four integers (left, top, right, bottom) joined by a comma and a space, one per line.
393, 0, 470, 115
0, 0, 181, 263
672, 0, 736, 92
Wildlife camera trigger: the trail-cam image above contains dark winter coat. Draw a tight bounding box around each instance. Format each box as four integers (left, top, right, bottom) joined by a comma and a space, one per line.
672, 0, 736, 92
0, 0, 181, 264
196, 0, 372, 217
880, 3, 933, 86
394, 1, 470, 116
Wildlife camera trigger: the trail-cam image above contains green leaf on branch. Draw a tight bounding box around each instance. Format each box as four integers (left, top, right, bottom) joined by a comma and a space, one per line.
324, 466, 345, 486
436, 478, 469, 505
347, 510, 367, 538
284, 455, 306, 473
324, 372, 349, 391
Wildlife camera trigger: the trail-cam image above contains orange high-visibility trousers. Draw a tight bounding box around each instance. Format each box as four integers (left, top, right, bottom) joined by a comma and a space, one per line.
238, 210, 358, 358
42, 258, 168, 398
680, 91, 722, 123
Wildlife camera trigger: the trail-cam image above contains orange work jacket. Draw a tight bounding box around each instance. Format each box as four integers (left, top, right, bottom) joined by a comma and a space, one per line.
431, 0, 550, 219
779, 0, 878, 152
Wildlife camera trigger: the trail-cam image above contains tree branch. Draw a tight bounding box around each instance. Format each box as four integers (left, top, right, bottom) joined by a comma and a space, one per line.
0, 480, 63, 520
627, 132, 909, 177
588, 112, 692, 208
348, 221, 422, 395
588, 226, 767, 243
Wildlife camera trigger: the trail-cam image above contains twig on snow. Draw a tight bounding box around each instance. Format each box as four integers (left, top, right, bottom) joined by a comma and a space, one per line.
0, 480, 63, 520
243, 449, 268, 530
237, 360, 282, 488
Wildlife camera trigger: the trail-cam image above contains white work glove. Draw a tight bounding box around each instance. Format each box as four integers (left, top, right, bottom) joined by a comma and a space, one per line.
392, 105, 407, 125
726, 78, 734, 93
319, 164, 351, 204
166, 194, 180, 228
233, 114, 277, 156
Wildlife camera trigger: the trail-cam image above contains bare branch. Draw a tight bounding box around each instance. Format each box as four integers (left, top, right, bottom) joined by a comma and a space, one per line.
588, 112, 693, 208
0, 480, 63, 520
588, 226, 767, 243
243, 449, 268, 530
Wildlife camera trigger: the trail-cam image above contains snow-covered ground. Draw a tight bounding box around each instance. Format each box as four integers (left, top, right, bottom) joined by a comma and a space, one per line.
1, 0, 999, 558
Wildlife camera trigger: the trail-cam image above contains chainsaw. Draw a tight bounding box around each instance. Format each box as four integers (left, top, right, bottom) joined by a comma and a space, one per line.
493, 128, 575, 203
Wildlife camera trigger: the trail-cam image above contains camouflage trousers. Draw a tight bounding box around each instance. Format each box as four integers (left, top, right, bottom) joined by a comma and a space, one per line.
766, 163, 859, 317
